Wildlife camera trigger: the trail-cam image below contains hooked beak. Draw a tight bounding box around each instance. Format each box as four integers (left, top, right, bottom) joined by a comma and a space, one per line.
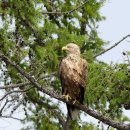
62, 46, 67, 51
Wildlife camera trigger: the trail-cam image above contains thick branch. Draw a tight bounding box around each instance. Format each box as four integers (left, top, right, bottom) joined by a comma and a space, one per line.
0, 82, 29, 89
0, 53, 130, 130
94, 34, 130, 58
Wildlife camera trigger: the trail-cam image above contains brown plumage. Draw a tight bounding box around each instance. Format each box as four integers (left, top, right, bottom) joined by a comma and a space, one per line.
59, 43, 87, 120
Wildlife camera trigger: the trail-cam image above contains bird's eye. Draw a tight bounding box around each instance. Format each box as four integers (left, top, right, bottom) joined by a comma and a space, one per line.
67, 46, 71, 48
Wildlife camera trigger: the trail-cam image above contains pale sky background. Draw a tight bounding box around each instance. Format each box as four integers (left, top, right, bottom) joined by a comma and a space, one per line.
0, 0, 130, 130
97, 0, 130, 63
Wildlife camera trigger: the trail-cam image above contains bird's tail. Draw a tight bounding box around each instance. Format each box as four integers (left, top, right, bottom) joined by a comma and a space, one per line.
67, 105, 79, 120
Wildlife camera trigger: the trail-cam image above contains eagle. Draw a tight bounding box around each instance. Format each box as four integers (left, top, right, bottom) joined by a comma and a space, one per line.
59, 43, 87, 120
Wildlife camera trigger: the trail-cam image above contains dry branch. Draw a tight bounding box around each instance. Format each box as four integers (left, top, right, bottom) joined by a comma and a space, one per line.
0, 53, 130, 130
0, 115, 24, 121
94, 34, 130, 58
0, 99, 8, 115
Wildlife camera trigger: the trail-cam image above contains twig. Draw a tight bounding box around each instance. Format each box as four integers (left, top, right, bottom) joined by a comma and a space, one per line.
0, 82, 30, 89
94, 34, 130, 58
0, 72, 57, 89
0, 99, 8, 115
107, 125, 110, 130
0, 115, 24, 121
0, 53, 130, 130
0, 87, 33, 101
42, 1, 88, 15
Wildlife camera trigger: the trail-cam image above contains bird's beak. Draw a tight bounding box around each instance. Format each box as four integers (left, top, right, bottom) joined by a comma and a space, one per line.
62, 46, 67, 51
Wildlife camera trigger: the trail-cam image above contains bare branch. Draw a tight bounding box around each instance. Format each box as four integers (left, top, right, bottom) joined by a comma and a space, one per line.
94, 34, 130, 58
0, 99, 8, 115
0, 82, 30, 89
38, 71, 57, 80
0, 87, 33, 101
0, 115, 24, 121
0, 53, 130, 130
42, 1, 88, 15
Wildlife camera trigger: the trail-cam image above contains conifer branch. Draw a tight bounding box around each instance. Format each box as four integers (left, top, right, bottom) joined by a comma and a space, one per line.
0, 72, 56, 90
0, 87, 33, 101
0, 53, 130, 130
42, 1, 88, 15
0, 99, 8, 115
1, 1, 46, 46
0, 115, 24, 121
94, 34, 130, 58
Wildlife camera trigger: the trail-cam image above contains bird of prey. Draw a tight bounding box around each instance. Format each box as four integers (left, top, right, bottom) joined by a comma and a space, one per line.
59, 43, 87, 120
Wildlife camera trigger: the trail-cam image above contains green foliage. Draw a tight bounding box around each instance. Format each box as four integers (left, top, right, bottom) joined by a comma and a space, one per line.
0, 0, 130, 130
86, 62, 130, 120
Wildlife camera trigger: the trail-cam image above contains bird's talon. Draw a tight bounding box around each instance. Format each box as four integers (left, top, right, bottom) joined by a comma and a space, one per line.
62, 94, 71, 102
73, 99, 79, 104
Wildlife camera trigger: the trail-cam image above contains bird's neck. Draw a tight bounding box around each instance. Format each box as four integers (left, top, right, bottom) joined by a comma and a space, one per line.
67, 53, 80, 58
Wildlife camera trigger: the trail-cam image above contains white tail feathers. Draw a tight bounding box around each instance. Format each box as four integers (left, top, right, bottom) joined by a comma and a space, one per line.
70, 108, 79, 120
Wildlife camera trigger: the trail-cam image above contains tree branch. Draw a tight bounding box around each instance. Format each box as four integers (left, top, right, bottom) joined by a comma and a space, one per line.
0, 53, 130, 130
0, 72, 57, 90
0, 115, 24, 121
0, 99, 8, 115
94, 34, 130, 58
0, 82, 30, 89
42, 1, 88, 15
0, 87, 33, 101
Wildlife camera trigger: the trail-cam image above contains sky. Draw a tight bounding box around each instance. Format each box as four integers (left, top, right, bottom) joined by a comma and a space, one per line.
97, 0, 130, 63
0, 0, 130, 130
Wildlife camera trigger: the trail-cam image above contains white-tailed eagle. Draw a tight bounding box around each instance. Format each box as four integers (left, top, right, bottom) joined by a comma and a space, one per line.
59, 43, 87, 120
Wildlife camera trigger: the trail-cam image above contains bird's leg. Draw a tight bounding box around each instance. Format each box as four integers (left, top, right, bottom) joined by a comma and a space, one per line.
73, 99, 79, 104
62, 94, 71, 102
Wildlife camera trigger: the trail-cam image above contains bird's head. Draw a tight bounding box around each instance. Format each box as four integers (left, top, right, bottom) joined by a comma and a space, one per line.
62, 43, 80, 56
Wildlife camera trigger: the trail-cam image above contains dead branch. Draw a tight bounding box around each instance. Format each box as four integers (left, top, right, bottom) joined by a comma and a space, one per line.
0, 99, 8, 115
94, 34, 130, 58
0, 115, 24, 121
0, 82, 30, 89
0, 72, 57, 90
